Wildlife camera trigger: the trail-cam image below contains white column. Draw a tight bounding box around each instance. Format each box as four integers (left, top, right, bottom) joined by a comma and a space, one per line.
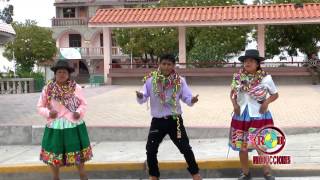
24, 81, 28, 93
56, 40, 59, 48
84, 40, 93, 76
56, 39, 60, 62
84, 40, 91, 57
18, 81, 22, 94
12, 81, 16, 94
178, 26, 186, 68
257, 24, 266, 58
103, 27, 112, 85
29, 79, 35, 93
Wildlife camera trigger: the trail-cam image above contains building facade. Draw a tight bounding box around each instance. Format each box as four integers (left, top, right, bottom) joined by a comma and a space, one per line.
52, 0, 159, 83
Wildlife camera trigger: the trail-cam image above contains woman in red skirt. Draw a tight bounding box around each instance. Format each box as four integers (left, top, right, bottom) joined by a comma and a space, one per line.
229, 49, 279, 180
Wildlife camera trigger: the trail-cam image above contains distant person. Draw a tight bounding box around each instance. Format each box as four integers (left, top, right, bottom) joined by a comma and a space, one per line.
307, 53, 320, 85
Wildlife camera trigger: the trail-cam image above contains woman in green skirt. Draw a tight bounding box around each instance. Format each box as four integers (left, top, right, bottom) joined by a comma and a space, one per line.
37, 60, 92, 180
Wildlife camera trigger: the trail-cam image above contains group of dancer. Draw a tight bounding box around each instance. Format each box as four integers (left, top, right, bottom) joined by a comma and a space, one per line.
37, 49, 279, 180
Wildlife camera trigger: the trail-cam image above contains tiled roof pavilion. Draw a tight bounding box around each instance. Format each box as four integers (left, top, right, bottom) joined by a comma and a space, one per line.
90, 3, 320, 27
88, 3, 320, 84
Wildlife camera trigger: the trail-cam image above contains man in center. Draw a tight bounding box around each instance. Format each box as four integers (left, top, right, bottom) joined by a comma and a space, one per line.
136, 54, 201, 180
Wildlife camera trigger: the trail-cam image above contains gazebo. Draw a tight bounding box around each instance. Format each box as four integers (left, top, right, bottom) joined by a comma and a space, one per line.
89, 3, 320, 84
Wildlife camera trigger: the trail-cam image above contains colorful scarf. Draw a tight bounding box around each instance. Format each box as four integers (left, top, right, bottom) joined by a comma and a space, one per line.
143, 68, 181, 113
143, 69, 182, 138
231, 68, 268, 102
46, 80, 80, 112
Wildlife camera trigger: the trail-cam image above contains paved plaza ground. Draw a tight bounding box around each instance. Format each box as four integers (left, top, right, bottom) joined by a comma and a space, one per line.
1, 133, 319, 166
0, 84, 320, 128
0, 84, 320, 179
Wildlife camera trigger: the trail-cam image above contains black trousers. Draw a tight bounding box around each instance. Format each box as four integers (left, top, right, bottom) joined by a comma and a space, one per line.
146, 116, 199, 177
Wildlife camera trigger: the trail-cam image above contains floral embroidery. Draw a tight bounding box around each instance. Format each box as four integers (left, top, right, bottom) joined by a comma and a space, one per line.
40, 146, 93, 167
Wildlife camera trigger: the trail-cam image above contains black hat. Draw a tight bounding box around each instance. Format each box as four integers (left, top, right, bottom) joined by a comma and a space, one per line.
50, 60, 74, 73
238, 49, 265, 62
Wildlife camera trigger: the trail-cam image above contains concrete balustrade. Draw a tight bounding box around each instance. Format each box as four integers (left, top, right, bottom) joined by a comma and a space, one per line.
0, 78, 34, 94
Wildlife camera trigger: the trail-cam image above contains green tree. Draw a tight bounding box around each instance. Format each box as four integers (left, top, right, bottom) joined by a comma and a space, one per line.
188, 26, 250, 66
3, 20, 57, 76
159, 0, 244, 6
265, 25, 320, 58
115, 27, 178, 61
255, 0, 320, 58
0, 0, 13, 24
254, 0, 319, 4
114, 0, 250, 64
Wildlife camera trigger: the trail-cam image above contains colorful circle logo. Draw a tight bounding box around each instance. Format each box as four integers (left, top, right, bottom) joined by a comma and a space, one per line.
254, 126, 286, 155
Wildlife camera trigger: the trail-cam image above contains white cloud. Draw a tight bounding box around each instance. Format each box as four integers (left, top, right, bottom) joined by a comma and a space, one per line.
0, 0, 55, 70
9, 0, 55, 27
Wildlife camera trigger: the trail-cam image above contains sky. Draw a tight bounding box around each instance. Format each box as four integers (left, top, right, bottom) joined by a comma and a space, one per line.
1, 0, 55, 27
0, 0, 56, 71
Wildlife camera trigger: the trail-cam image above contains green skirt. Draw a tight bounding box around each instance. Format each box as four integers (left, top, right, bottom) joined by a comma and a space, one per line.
40, 118, 93, 167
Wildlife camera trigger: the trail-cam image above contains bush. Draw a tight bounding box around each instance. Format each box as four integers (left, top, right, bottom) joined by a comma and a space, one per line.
17, 71, 44, 79
0, 70, 15, 79
17, 71, 45, 92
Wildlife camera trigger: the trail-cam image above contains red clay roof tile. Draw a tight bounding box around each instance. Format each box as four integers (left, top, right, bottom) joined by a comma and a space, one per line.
89, 3, 320, 27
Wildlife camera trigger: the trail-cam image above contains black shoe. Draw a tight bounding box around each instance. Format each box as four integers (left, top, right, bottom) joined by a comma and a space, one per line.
264, 174, 275, 180
238, 172, 252, 180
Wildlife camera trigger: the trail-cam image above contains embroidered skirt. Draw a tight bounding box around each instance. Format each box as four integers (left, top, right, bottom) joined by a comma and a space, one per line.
40, 118, 93, 166
228, 106, 274, 152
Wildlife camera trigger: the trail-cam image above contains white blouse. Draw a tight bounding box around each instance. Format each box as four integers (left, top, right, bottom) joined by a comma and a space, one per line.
236, 75, 278, 117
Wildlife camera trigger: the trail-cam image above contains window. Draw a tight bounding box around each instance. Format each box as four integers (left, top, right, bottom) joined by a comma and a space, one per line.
63, 8, 76, 18
69, 34, 81, 47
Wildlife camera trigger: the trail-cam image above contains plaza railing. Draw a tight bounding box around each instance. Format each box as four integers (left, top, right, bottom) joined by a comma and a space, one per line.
52, 18, 88, 27
109, 61, 307, 69
0, 78, 35, 95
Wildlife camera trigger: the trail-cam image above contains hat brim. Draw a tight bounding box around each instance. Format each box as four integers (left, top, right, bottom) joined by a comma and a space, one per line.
51, 66, 75, 73
238, 55, 265, 62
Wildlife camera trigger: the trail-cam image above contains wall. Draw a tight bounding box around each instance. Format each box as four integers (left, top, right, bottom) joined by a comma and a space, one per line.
69, 60, 80, 76
88, 6, 99, 18
0, 46, 14, 72
94, 60, 104, 75
58, 33, 69, 47
91, 32, 102, 47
